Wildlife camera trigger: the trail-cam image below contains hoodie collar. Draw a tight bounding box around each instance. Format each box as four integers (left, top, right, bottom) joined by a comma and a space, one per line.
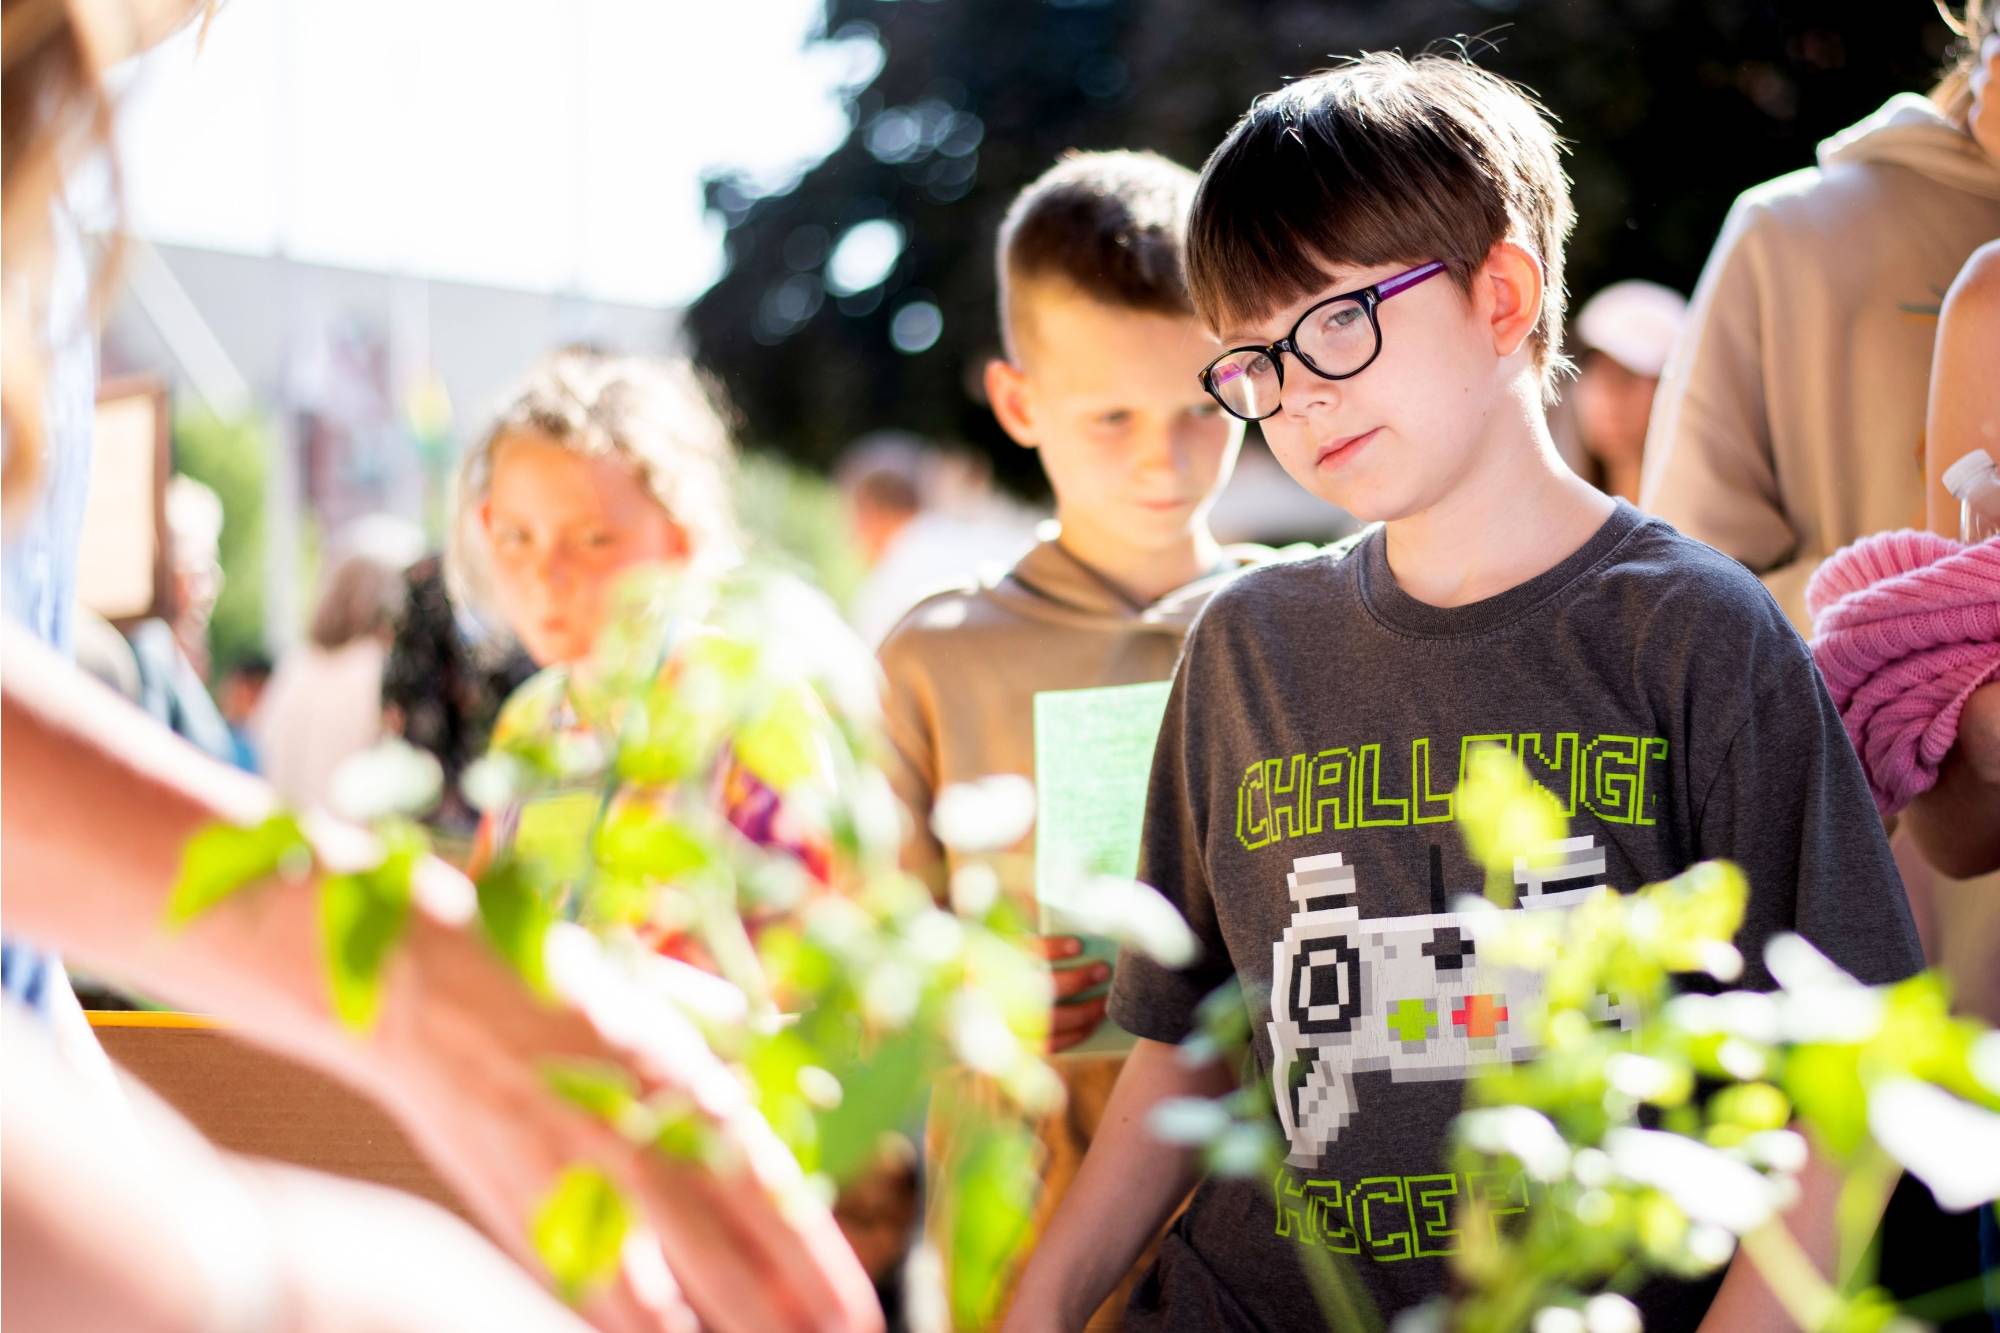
993, 532, 1263, 632
1818, 92, 2000, 202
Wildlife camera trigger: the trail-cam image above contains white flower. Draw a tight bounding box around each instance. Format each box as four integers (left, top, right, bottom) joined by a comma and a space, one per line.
1605, 1127, 1781, 1233
1458, 1106, 1571, 1182
1868, 1078, 2000, 1212
931, 775, 1035, 853
331, 741, 443, 822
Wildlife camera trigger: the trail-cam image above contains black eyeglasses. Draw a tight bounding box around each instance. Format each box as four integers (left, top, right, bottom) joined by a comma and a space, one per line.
1198, 261, 1449, 421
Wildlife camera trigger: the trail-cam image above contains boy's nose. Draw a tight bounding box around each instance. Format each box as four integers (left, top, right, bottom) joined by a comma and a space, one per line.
1282, 363, 1344, 418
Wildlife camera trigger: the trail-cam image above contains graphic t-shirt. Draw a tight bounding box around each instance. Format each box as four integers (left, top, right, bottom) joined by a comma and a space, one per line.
1107, 501, 1925, 1331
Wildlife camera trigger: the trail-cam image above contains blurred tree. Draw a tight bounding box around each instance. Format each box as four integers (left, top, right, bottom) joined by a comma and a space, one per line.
734, 449, 867, 607
173, 408, 269, 676
687, 0, 1959, 493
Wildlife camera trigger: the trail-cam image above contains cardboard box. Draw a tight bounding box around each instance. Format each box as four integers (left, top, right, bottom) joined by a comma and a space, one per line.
88, 1011, 470, 1222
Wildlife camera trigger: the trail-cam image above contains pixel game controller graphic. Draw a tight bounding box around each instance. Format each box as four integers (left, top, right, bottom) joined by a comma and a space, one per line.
1269, 836, 1633, 1164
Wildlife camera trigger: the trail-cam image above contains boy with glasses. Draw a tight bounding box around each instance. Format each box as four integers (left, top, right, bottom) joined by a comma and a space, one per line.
877, 149, 1263, 1327
1005, 54, 1924, 1332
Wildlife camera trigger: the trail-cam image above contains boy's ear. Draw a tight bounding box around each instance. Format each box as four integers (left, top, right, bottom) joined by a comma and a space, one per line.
984, 357, 1040, 450
1480, 241, 1545, 361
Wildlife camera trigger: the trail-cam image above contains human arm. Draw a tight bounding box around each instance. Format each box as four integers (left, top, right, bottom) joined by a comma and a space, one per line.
0, 625, 880, 1333
1694, 1143, 1845, 1333
874, 625, 947, 895
1685, 627, 1927, 1327
1000, 1037, 1231, 1330
1900, 244, 2000, 876
1899, 681, 2000, 879
1, 1002, 604, 1333
1692, 622, 1925, 986
1923, 239, 2000, 537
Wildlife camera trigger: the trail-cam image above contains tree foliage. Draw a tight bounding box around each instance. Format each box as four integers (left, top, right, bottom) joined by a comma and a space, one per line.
687, 0, 1958, 492
173, 407, 271, 673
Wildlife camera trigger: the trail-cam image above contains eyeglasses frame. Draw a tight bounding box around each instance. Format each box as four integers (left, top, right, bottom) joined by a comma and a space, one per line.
1197, 260, 1451, 421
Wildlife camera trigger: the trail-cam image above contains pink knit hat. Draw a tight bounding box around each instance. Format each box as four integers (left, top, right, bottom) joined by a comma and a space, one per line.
1807, 533, 2000, 816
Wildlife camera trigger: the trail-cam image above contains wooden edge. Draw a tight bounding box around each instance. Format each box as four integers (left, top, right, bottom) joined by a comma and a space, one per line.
86, 1010, 223, 1030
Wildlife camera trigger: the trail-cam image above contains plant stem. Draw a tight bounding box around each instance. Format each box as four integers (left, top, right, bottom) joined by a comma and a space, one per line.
1833, 1143, 1897, 1295
1738, 1218, 1841, 1332
701, 878, 774, 1018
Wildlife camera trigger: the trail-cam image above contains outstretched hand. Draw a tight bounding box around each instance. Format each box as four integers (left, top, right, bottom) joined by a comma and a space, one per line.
1034, 934, 1112, 1054
367, 882, 885, 1333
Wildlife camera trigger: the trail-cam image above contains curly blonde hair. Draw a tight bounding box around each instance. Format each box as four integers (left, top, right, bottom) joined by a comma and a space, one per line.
1934, 0, 1996, 126
448, 349, 742, 615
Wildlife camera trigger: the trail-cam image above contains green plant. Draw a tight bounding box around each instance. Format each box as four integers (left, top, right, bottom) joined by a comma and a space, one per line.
170, 562, 1192, 1327
732, 449, 866, 611
1159, 747, 2000, 1332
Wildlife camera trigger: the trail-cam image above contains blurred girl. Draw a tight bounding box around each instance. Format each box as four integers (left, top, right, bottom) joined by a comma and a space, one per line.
452, 349, 831, 930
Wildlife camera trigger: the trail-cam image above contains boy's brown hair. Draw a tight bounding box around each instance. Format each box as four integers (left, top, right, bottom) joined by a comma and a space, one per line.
996, 149, 1200, 359
1187, 52, 1575, 395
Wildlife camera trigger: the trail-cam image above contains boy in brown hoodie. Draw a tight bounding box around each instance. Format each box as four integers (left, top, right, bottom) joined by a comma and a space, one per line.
877, 149, 1257, 1327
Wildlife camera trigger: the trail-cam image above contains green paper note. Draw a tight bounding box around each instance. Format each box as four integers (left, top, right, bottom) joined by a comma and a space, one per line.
1033, 680, 1173, 1056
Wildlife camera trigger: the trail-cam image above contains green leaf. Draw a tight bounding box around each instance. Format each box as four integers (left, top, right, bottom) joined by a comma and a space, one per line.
532, 1165, 632, 1303
1709, 1082, 1791, 1134
476, 857, 556, 996
651, 1100, 726, 1165
167, 814, 312, 927
1455, 744, 1569, 883
595, 805, 711, 882
734, 684, 826, 792
947, 1124, 1038, 1331
318, 834, 419, 1031
544, 1061, 644, 1123
1785, 1044, 1870, 1159
817, 1028, 929, 1182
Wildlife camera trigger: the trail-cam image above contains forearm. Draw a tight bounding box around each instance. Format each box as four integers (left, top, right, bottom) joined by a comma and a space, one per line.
1900, 683, 2000, 880
1925, 240, 2000, 538
1, 1004, 284, 1333
1696, 1143, 1843, 1333
1, 1006, 591, 1333
1006, 1037, 1231, 1330
0, 626, 479, 1093
4, 629, 311, 1000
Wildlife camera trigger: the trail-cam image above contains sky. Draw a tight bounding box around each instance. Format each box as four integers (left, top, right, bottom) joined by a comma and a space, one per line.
113, 0, 879, 308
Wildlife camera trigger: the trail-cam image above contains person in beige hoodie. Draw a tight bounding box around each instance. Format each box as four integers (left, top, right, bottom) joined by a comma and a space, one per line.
1642, 8, 2000, 633
878, 150, 1261, 1329
1644, 9, 2000, 998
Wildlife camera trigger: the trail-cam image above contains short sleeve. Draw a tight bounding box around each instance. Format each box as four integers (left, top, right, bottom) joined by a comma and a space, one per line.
1107, 624, 1233, 1044
875, 626, 946, 895
1694, 643, 1925, 989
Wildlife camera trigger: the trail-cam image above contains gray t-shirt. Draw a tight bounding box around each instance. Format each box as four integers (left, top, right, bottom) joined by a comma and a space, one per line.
1108, 501, 1924, 1331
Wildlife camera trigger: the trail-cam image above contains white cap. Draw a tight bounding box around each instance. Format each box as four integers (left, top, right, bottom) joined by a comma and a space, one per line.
1573, 280, 1689, 377
1943, 448, 1998, 500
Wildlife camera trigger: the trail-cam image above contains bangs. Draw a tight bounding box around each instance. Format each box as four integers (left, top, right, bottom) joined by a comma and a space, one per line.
1188, 77, 1501, 334
1185, 54, 1570, 372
